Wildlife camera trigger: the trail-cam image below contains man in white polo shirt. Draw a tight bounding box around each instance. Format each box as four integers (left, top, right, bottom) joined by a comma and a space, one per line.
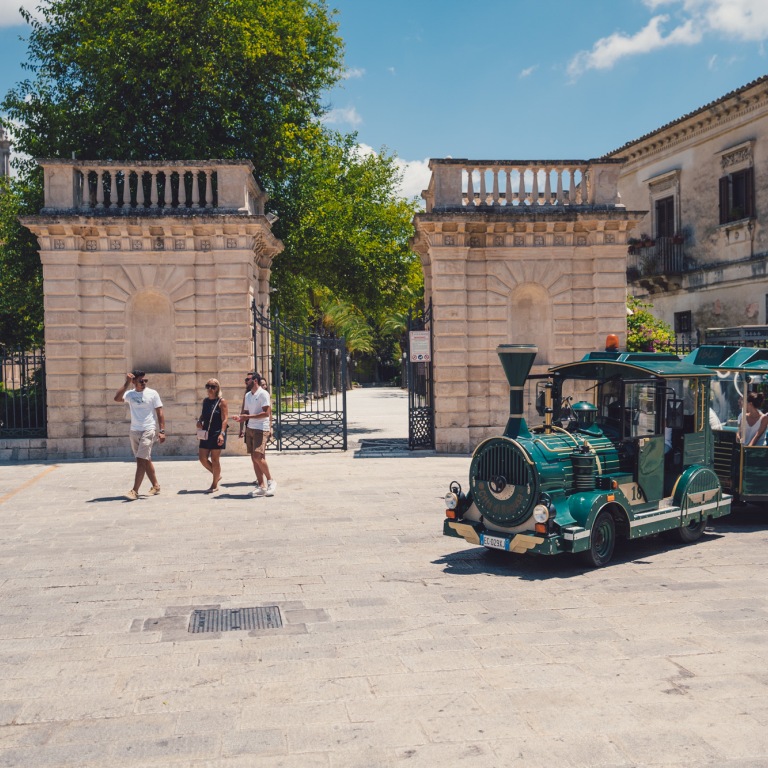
236, 372, 275, 497
113, 371, 166, 500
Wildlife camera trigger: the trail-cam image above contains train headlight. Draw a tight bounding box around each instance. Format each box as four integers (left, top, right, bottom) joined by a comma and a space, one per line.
533, 504, 550, 523
444, 492, 459, 510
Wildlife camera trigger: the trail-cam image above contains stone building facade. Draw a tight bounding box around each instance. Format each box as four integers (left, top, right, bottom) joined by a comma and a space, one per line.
20, 160, 282, 459
412, 159, 643, 453
610, 75, 768, 337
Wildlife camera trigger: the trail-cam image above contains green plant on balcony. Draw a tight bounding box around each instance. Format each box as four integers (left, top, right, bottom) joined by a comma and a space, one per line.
627, 297, 675, 353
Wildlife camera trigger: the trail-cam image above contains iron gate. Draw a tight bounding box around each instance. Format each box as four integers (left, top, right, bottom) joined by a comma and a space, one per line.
406, 300, 435, 449
252, 302, 347, 451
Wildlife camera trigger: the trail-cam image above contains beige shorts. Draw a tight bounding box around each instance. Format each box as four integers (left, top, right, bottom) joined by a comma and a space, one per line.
245, 426, 267, 456
130, 428, 156, 459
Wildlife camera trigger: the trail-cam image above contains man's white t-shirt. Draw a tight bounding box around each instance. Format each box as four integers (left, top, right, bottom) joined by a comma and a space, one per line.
123, 388, 163, 431
244, 387, 271, 431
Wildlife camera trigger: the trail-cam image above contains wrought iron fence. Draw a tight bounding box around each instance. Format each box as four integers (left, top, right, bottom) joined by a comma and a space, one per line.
0, 347, 47, 438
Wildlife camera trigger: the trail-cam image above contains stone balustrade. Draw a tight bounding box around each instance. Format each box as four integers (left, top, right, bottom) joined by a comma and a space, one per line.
39, 159, 266, 215
423, 158, 625, 213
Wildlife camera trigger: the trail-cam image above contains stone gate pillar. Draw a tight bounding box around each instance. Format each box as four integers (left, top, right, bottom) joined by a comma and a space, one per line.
21, 160, 283, 459
413, 158, 646, 453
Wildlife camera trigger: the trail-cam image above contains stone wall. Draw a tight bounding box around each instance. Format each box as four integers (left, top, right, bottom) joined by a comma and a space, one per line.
21, 160, 282, 460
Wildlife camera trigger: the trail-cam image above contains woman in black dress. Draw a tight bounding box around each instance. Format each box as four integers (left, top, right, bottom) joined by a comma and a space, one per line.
197, 378, 228, 492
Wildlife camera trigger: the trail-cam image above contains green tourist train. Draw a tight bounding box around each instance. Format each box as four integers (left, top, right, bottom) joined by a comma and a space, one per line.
442, 343, 754, 568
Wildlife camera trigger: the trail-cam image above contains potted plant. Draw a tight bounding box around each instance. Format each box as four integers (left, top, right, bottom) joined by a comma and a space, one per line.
639, 233, 654, 247
672, 232, 684, 245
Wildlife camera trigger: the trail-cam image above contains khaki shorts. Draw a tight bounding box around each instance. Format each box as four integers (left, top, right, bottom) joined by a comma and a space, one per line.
130, 428, 156, 459
245, 426, 267, 456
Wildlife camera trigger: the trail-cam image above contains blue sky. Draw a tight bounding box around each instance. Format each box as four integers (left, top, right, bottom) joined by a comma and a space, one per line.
1, 0, 767, 196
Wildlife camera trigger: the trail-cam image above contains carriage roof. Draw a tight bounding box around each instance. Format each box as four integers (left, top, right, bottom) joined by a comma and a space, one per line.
550, 351, 715, 380
684, 345, 768, 373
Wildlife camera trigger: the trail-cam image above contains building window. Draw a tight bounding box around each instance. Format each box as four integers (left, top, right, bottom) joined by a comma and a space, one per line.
719, 167, 754, 224
674, 311, 692, 334
655, 196, 675, 238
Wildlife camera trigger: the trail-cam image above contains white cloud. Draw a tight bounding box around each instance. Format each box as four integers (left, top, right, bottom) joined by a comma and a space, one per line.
568, 0, 768, 78
0, 0, 37, 27
698, 0, 768, 40
395, 156, 431, 200
519, 65, 538, 79
568, 15, 702, 78
322, 106, 363, 128
343, 67, 365, 80
387, 67, 396, 75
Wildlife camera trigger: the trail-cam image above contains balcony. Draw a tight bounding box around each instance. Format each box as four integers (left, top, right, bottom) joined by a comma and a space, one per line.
627, 237, 686, 278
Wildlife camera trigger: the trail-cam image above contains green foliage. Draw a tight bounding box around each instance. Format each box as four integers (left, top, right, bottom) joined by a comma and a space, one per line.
0, 175, 44, 347
626, 296, 676, 353
3, 0, 343, 177
270, 131, 421, 322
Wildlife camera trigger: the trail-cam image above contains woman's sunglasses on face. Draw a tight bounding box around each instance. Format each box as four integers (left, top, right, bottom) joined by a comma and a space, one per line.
206, 384, 218, 390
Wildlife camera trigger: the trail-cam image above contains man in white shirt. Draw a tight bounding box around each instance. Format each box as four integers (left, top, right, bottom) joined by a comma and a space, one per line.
237, 373, 276, 497
113, 371, 166, 500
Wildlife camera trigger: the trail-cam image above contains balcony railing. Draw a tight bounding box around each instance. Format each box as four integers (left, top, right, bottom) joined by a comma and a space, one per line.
423, 158, 625, 212
627, 237, 685, 279
39, 160, 267, 215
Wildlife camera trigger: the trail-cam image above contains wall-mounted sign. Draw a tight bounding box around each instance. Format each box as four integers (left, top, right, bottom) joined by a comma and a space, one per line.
409, 330, 431, 362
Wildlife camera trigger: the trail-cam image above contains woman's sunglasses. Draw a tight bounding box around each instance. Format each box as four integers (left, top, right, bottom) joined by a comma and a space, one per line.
205, 384, 218, 390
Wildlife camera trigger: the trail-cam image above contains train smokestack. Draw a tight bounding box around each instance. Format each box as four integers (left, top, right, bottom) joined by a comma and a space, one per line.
497, 344, 537, 439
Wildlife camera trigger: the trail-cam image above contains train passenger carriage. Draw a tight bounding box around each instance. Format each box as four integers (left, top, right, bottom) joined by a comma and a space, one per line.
686, 345, 768, 504
443, 344, 732, 567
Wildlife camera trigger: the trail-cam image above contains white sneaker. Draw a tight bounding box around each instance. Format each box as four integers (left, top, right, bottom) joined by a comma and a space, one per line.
251, 486, 266, 497
265, 480, 277, 497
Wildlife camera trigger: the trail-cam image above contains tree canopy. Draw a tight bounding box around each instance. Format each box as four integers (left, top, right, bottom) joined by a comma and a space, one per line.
3, 0, 344, 178
0, 0, 424, 363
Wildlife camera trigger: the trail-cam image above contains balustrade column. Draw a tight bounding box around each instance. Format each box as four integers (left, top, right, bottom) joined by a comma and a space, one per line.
505, 170, 512, 206
204, 170, 214, 208
466, 168, 474, 207
556, 169, 563, 206
531, 168, 539, 206
543, 167, 552, 206
517, 168, 526, 205
479, 168, 487, 206
109, 170, 119, 209
148, 171, 158, 209
491, 168, 499, 206
95, 169, 106, 209
191, 170, 200, 208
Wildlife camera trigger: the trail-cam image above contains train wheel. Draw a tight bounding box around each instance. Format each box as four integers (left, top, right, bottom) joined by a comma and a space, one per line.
581, 511, 615, 568
676, 516, 707, 543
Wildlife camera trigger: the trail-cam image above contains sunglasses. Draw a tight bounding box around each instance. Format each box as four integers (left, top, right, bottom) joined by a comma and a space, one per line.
137, 378, 148, 384
205, 384, 218, 390
244, 377, 253, 382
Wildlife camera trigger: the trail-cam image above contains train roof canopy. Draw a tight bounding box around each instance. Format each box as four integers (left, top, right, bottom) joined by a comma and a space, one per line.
550, 351, 715, 380
684, 345, 768, 372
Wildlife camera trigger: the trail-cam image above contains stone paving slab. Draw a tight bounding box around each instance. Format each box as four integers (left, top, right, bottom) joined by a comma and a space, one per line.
0, 388, 767, 766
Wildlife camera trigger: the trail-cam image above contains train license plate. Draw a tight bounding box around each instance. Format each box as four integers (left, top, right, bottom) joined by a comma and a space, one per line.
482, 534, 508, 551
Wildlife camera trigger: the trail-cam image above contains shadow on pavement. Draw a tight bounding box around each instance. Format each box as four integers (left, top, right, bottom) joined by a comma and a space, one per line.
435, 530, 726, 580
86, 495, 136, 503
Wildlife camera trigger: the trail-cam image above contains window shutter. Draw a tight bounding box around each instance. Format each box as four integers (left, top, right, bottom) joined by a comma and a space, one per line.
745, 166, 755, 218
719, 176, 729, 224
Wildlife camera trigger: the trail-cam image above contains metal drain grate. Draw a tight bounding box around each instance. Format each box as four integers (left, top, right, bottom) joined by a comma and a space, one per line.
188, 606, 282, 633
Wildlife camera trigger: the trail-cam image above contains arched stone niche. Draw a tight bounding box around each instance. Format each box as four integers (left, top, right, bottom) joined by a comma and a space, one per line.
509, 282, 552, 365
129, 289, 173, 373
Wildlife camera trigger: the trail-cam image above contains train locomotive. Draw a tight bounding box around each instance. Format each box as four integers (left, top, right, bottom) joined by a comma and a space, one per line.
443, 344, 732, 567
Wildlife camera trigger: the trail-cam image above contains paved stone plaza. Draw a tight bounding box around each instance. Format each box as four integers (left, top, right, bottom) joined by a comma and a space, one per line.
0, 388, 767, 767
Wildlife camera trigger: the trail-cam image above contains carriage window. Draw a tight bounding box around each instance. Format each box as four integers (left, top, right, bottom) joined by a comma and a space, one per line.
625, 382, 659, 438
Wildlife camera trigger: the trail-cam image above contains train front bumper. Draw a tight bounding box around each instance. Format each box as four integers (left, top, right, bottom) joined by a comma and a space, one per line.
443, 519, 568, 556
